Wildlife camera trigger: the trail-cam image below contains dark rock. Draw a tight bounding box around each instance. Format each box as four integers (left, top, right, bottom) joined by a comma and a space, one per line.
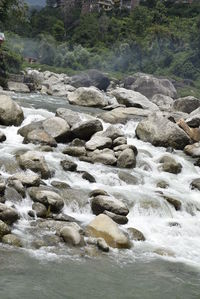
91, 195, 129, 216
71, 119, 103, 141
103, 210, 128, 225
0, 203, 19, 225
128, 227, 145, 241
60, 159, 77, 172
82, 171, 96, 183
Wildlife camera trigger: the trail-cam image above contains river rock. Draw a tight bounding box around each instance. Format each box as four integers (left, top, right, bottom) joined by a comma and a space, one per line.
184, 142, 200, 157
68, 69, 110, 91
111, 88, 159, 110
89, 189, 108, 197
102, 125, 124, 140
71, 139, 85, 147
56, 108, 82, 127
151, 94, 174, 111
0, 203, 19, 224
0, 95, 24, 126
2, 234, 22, 247
86, 214, 131, 249
18, 121, 43, 137
71, 119, 103, 141
136, 113, 191, 150
7, 81, 30, 93
103, 210, 128, 225
28, 187, 64, 213
117, 148, 136, 168
191, 178, 200, 191
173, 96, 200, 114
163, 195, 182, 211
82, 171, 96, 183
5, 183, 25, 200
60, 158, 77, 172
113, 137, 127, 147
91, 149, 117, 166
0, 178, 6, 195
0, 220, 11, 238
17, 151, 51, 179
118, 171, 139, 185
99, 107, 150, 124
91, 195, 129, 216
42, 117, 71, 142
24, 129, 57, 147
97, 238, 109, 252
128, 227, 145, 241
159, 156, 182, 174
10, 172, 40, 187
68, 87, 107, 108
60, 226, 83, 246
63, 146, 86, 157
156, 180, 169, 189
85, 136, 112, 151
30, 202, 48, 218
129, 73, 177, 99
0, 131, 6, 143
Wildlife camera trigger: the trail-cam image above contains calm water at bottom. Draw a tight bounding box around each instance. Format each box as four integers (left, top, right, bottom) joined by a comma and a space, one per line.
0, 248, 200, 299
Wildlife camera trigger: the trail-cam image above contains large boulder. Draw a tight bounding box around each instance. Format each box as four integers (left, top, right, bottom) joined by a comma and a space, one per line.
17, 151, 51, 179
68, 87, 107, 108
86, 214, 131, 249
0, 203, 19, 225
90, 149, 117, 166
151, 94, 174, 111
85, 135, 112, 151
111, 88, 158, 110
117, 148, 136, 168
128, 73, 177, 99
91, 195, 129, 216
7, 81, 30, 93
24, 129, 57, 147
9, 172, 40, 187
136, 113, 191, 150
28, 186, 64, 213
0, 95, 24, 126
56, 108, 82, 127
98, 107, 150, 124
173, 96, 200, 114
42, 117, 71, 142
71, 119, 103, 140
68, 69, 110, 91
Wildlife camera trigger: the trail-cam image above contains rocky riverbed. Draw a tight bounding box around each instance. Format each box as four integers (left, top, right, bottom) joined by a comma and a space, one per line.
0, 70, 200, 267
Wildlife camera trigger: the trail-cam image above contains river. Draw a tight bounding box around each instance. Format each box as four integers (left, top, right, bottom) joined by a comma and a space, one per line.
0, 92, 200, 298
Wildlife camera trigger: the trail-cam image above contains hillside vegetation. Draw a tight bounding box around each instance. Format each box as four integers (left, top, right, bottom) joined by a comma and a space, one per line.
1, 0, 200, 92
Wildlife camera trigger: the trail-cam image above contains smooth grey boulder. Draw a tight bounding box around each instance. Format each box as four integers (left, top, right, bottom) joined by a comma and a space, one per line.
0, 95, 24, 126
24, 129, 57, 147
42, 117, 71, 142
91, 195, 129, 216
7, 81, 30, 93
184, 142, 200, 157
117, 148, 136, 168
28, 186, 64, 213
89, 189, 108, 198
17, 151, 51, 179
130, 73, 177, 99
173, 96, 200, 114
99, 107, 150, 124
85, 135, 112, 151
159, 156, 182, 174
68, 87, 107, 108
101, 125, 124, 140
136, 113, 191, 150
90, 149, 117, 166
151, 94, 174, 111
113, 137, 127, 147
30, 202, 48, 218
56, 108, 82, 127
0, 203, 19, 225
10, 172, 40, 187
111, 88, 159, 110
60, 226, 83, 246
71, 119, 103, 141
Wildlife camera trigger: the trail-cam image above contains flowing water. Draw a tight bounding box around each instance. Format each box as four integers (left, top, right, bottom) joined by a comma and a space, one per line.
0, 92, 200, 299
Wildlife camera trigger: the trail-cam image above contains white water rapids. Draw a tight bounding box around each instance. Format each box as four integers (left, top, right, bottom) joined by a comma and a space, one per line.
1, 92, 200, 268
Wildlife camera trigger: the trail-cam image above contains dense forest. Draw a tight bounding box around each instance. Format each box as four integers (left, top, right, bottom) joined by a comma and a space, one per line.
1, 0, 200, 89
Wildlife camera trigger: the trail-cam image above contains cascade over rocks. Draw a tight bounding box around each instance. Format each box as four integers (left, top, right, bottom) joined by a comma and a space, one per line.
110, 88, 159, 110
0, 95, 24, 126
68, 87, 107, 108
136, 113, 191, 150
86, 214, 131, 249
